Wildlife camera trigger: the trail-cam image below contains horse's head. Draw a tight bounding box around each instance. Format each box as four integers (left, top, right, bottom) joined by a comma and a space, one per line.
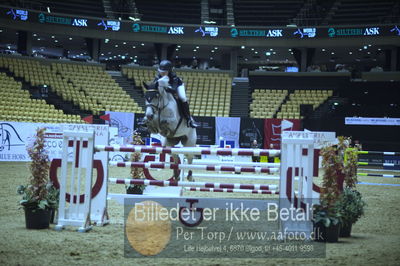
142, 79, 179, 136
143, 81, 160, 122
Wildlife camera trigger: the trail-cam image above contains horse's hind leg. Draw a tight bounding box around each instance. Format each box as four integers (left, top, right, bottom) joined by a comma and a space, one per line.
172, 154, 180, 181
186, 154, 194, 182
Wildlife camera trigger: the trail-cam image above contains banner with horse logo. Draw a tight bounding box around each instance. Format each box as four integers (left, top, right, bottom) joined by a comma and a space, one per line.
105, 111, 135, 144
0, 121, 109, 162
0, 121, 65, 161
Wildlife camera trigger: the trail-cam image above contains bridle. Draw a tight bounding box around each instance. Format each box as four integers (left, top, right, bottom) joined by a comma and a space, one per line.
145, 87, 168, 117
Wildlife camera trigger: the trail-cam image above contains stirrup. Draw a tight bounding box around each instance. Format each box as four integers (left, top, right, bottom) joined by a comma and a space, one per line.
188, 118, 198, 128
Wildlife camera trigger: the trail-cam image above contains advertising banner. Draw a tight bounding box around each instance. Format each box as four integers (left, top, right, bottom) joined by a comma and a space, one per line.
263, 119, 301, 149
215, 117, 241, 148
0, 121, 62, 161
345, 117, 400, 126
239, 118, 264, 148
105, 111, 135, 143
0, 121, 109, 162
195, 116, 216, 146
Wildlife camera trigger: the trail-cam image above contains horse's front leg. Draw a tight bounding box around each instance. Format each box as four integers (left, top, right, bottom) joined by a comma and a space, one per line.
159, 120, 171, 137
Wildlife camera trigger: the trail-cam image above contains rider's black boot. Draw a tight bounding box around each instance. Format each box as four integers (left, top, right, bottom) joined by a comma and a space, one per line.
182, 101, 198, 128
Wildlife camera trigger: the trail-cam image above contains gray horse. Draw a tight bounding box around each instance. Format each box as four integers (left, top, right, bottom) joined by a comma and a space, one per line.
143, 81, 197, 181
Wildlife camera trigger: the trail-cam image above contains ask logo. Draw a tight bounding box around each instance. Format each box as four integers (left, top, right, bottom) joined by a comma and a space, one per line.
168, 27, 184, 35
363, 27, 379, 35
265, 29, 283, 37
72, 18, 88, 27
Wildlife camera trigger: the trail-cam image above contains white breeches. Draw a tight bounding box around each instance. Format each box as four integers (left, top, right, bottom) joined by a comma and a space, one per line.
177, 84, 187, 102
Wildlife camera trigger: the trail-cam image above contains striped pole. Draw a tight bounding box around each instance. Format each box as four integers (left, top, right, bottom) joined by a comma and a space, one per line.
357, 173, 400, 178
108, 178, 278, 191
110, 161, 279, 174
358, 168, 400, 173
184, 187, 279, 194
191, 173, 283, 181
358, 162, 399, 167
96, 145, 280, 157
357, 151, 400, 156
192, 159, 280, 167
358, 181, 400, 187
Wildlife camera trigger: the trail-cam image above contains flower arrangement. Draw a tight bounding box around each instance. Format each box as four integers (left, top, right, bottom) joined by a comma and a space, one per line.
343, 140, 358, 188
314, 142, 343, 228
126, 131, 146, 194
337, 139, 366, 236
18, 128, 58, 210
314, 136, 366, 239
337, 188, 366, 225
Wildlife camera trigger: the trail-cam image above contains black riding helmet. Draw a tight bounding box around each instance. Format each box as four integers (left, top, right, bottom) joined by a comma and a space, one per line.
158, 60, 173, 72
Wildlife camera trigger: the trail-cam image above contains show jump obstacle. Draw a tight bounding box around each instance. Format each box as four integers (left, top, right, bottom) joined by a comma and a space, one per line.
55, 128, 325, 237
357, 150, 400, 178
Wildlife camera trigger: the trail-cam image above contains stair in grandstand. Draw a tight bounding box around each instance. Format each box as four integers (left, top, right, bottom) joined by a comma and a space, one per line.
0, 67, 30, 91
309, 96, 333, 119
108, 71, 146, 110
274, 90, 292, 118
230, 77, 250, 117
0, 67, 89, 118
309, 95, 347, 119
0, 67, 14, 78
46, 88, 92, 117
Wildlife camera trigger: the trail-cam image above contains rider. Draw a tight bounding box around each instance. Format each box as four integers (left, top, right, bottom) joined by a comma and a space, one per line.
155, 60, 198, 128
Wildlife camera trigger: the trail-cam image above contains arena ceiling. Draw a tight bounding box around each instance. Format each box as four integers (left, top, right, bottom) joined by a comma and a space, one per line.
0, 26, 388, 67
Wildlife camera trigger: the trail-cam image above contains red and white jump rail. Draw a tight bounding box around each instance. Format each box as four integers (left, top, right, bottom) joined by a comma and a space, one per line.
192, 159, 280, 168
95, 145, 280, 157
108, 178, 278, 191
191, 173, 283, 180
109, 161, 279, 174
109, 173, 283, 181
184, 187, 280, 194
